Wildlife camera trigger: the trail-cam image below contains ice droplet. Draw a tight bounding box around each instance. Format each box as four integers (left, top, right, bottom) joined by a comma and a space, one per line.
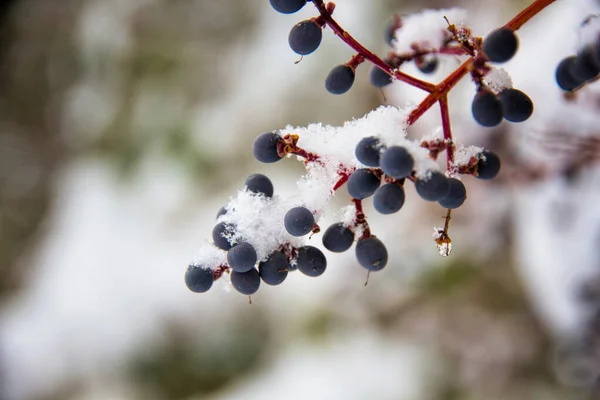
437, 241, 452, 257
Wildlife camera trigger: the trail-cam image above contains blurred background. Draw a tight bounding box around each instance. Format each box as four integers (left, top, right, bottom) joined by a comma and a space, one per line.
1, 0, 600, 399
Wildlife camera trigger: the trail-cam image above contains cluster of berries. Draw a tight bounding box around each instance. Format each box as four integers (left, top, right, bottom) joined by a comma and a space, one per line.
556, 43, 600, 92
274, 0, 535, 130
182, 0, 549, 297
470, 28, 534, 127
185, 128, 501, 297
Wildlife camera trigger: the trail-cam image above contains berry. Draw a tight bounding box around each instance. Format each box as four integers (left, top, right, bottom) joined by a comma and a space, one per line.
498, 88, 533, 123
373, 182, 405, 214
284, 206, 314, 236
476, 151, 501, 180
269, 0, 306, 14
212, 222, 235, 250
245, 173, 274, 197
289, 20, 322, 55
231, 268, 261, 295
347, 168, 381, 199
216, 206, 227, 220
253, 132, 283, 163
227, 242, 258, 273
556, 56, 584, 92
355, 136, 384, 167
471, 88, 503, 127
384, 16, 401, 46
185, 264, 214, 293
325, 65, 355, 95
355, 237, 388, 271
416, 56, 438, 74
322, 223, 354, 253
370, 65, 393, 88
572, 46, 600, 82
438, 178, 467, 209
380, 146, 414, 179
415, 171, 450, 201
259, 251, 289, 286
296, 246, 327, 277
483, 27, 518, 63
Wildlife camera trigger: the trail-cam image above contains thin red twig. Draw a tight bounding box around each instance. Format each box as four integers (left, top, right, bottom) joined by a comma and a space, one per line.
312, 0, 436, 93
438, 95, 455, 173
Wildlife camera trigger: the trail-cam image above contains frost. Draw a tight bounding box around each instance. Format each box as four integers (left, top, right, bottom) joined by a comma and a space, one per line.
483, 67, 513, 94
391, 8, 468, 54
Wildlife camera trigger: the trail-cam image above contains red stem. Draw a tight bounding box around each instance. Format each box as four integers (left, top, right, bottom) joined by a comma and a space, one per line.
407, 0, 556, 125
438, 95, 455, 173
407, 59, 472, 125
505, 0, 556, 31
312, 1, 436, 93
332, 169, 353, 191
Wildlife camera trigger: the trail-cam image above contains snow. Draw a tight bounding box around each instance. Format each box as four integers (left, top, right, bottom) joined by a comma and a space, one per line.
194, 105, 445, 269
453, 144, 484, 168
391, 8, 468, 54
482, 67, 513, 94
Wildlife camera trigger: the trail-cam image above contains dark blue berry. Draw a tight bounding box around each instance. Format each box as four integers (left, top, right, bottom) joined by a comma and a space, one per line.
556, 56, 584, 92
416, 56, 438, 74
572, 46, 600, 82
284, 206, 314, 236
253, 132, 283, 163
289, 20, 322, 55
322, 223, 354, 252
373, 182, 405, 214
476, 151, 501, 180
355, 237, 388, 271
380, 146, 414, 179
216, 206, 227, 220
185, 264, 214, 293
472, 89, 503, 127
498, 88, 533, 123
231, 268, 261, 295
347, 168, 381, 199
438, 178, 467, 209
385, 23, 395, 46
355, 136, 384, 167
245, 173, 274, 197
415, 171, 450, 201
325, 65, 355, 95
269, 0, 306, 14
227, 242, 257, 273
483, 27, 518, 63
296, 246, 327, 277
212, 222, 235, 250
370, 65, 393, 88
259, 251, 289, 286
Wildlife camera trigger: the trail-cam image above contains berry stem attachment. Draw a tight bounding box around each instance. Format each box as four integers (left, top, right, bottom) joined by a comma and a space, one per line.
352, 198, 371, 239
